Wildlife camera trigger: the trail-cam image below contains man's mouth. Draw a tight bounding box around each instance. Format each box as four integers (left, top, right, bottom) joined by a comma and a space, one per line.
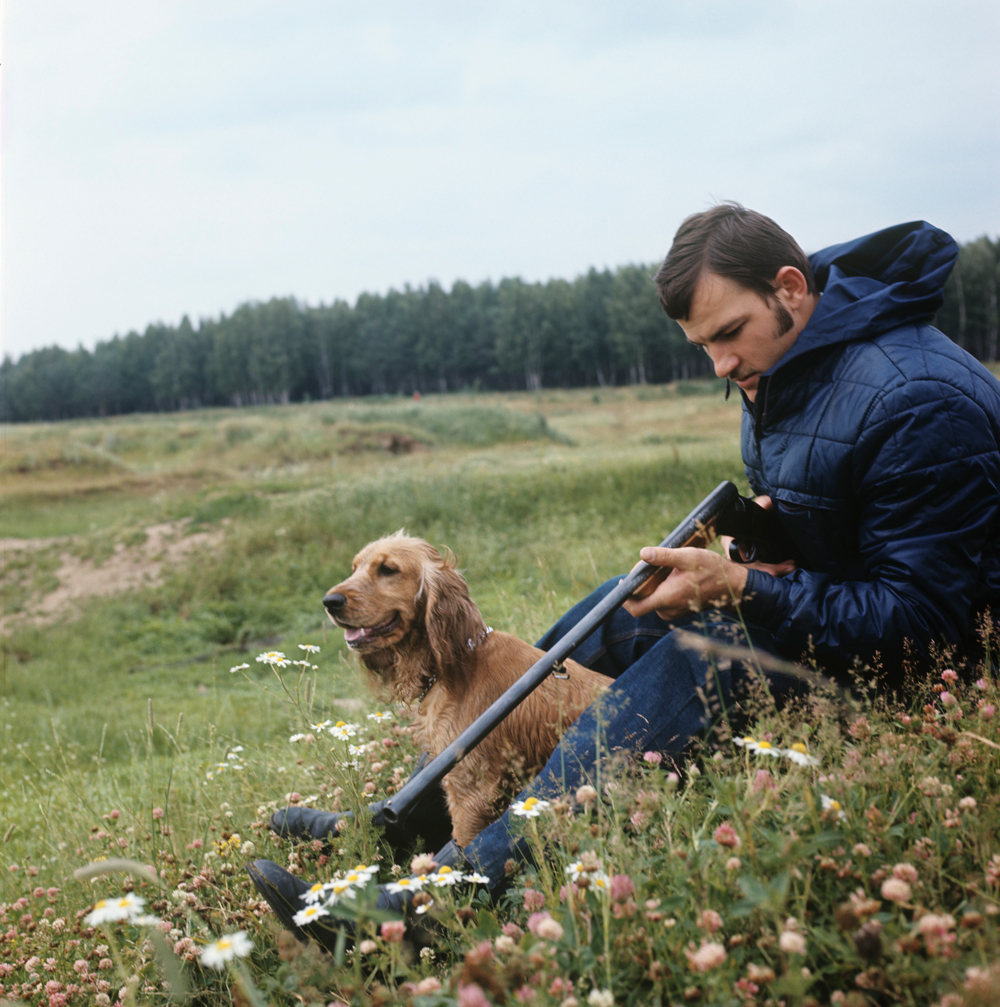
735, 373, 758, 388
341, 615, 401, 647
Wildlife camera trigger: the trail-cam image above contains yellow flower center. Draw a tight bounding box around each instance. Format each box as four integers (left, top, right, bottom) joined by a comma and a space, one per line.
758, 741, 773, 749
309, 883, 323, 893
522, 798, 539, 810
335, 721, 346, 727
742, 736, 756, 744
217, 938, 232, 950
94, 900, 108, 910
791, 743, 808, 754
829, 800, 841, 811
438, 866, 453, 874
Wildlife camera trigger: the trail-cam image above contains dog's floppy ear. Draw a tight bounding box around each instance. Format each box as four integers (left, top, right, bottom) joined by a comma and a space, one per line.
420, 550, 486, 675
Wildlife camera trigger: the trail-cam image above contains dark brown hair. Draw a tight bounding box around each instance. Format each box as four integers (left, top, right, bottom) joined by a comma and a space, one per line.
654, 202, 817, 320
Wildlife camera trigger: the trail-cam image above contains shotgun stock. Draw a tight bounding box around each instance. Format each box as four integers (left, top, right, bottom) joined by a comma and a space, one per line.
379, 479, 741, 829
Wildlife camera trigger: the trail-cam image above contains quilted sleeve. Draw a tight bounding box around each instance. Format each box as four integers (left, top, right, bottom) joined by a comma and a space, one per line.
740, 376, 1000, 674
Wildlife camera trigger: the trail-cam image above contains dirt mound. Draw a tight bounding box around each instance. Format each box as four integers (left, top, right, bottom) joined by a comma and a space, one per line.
0, 521, 223, 634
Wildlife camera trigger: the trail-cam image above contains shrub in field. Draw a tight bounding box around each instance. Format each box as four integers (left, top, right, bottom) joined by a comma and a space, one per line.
2, 643, 999, 1007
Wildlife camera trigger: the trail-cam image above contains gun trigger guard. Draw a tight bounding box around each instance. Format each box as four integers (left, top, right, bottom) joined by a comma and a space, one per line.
551, 660, 570, 680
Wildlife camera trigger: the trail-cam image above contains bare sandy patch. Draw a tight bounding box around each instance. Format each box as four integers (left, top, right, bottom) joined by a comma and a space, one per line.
1, 521, 224, 633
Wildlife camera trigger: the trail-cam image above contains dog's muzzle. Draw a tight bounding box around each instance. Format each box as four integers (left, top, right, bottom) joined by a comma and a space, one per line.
323, 592, 347, 615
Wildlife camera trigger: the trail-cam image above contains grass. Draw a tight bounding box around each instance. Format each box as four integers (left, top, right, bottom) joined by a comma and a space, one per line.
2, 384, 997, 1006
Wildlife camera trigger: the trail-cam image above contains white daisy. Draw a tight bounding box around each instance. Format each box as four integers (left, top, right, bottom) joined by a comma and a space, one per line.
199, 931, 253, 969
342, 869, 374, 889
229, 663, 250, 673
289, 733, 307, 743
733, 736, 757, 749
310, 719, 333, 732
385, 876, 425, 894
511, 797, 551, 817
256, 651, 289, 667
84, 892, 145, 926
750, 740, 782, 758
588, 873, 612, 894
466, 872, 491, 885
325, 879, 359, 902
298, 644, 321, 654
367, 711, 392, 723
292, 903, 330, 926
428, 866, 464, 887
329, 721, 359, 740
301, 881, 328, 904
783, 743, 820, 767
821, 794, 847, 821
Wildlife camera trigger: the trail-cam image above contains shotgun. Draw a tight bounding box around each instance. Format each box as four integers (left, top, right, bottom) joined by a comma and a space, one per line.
379, 479, 743, 829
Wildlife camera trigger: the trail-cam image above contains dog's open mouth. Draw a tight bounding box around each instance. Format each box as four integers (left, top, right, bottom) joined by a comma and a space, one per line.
341, 615, 401, 647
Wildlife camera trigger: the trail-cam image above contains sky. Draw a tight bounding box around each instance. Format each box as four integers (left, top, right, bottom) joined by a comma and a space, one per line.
2, 0, 998, 360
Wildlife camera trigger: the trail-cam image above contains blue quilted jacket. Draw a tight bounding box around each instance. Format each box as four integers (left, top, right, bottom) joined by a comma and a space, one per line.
740, 221, 1000, 677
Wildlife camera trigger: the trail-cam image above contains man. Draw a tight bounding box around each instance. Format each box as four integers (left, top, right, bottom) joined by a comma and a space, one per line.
249, 203, 1000, 944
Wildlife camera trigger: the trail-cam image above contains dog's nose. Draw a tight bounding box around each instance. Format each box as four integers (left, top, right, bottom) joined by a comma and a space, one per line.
323, 592, 347, 615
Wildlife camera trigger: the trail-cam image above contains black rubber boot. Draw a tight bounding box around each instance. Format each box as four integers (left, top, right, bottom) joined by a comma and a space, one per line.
269, 752, 453, 854
247, 842, 470, 952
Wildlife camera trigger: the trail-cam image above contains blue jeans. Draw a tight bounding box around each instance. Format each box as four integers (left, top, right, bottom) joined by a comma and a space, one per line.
462, 578, 806, 882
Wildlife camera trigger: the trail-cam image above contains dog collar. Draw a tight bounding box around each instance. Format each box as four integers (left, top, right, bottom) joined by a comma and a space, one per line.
415, 676, 438, 703
467, 626, 494, 651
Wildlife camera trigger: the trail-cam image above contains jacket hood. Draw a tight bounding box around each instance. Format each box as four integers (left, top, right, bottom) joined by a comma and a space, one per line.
765, 220, 958, 375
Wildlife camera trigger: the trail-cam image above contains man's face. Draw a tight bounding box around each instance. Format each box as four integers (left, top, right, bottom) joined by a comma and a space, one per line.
678, 271, 802, 402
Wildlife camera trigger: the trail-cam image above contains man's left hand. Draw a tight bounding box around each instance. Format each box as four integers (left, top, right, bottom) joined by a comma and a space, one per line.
621, 547, 749, 620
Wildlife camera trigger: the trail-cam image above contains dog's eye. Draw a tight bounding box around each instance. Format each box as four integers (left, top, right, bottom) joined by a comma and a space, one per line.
378, 564, 399, 577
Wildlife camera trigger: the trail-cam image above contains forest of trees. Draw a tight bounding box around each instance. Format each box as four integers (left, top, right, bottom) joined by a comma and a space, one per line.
2, 236, 998, 423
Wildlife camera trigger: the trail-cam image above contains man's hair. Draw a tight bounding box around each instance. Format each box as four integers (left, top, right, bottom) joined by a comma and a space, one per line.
654, 202, 817, 320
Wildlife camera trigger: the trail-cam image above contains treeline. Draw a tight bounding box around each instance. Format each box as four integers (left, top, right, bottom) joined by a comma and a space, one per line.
2, 237, 998, 423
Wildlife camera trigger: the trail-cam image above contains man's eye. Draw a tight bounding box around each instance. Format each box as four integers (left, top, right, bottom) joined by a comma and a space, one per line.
378, 564, 398, 576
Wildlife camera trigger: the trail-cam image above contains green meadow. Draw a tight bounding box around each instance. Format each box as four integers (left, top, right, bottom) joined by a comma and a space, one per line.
2, 386, 999, 1007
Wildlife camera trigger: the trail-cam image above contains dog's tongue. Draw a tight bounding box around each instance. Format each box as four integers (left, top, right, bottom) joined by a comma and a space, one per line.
343, 626, 368, 643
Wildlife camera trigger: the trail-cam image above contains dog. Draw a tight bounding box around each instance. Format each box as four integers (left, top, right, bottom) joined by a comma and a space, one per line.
322, 532, 612, 846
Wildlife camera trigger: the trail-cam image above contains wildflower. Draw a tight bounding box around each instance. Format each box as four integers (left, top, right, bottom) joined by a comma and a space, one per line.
881, 877, 911, 903
713, 821, 742, 848
417, 977, 443, 993
495, 934, 517, 954
975, 677, 988, 689
698, 909, 724, 933
199, 931, 253, 969
511, 797, 551, 817
429, 866, 463, 887
980, 703, 996, 720
385, 876, 425, 894
325, 879, 359, 902
941, 669, 959, 684
959, 796, 977, 810
343, 867, 376, 888
665, 771, 680, 790
853, 843, 872, 857
298, 644, 321, 653
779, 930, 807, 955
575, 784, 598, 804
381, 920, 406, 942
524, 888, 546, 911
726, 856, 742, 870
458, 984, 492, 1007
752, 769, 776, 793
892, 863, 918, 883
821, 795, 847, 821
747, 963, 776, 983
733, 735, 757, 749
288, 733, 308, 743
229, 663, 250, 673
685, 941, 727, 971
610, 874, 635, 902
366, 711, 392, 722
84, 893, 145, 926
255, 651, 288, 667
301, 881, 329, 904
358, 939, 377, 955
784, 742, 820, 767
587, 991, 614, 1007
527, 911, 556, 935
940, 691, 958, 707
536, 917, 564, 941
465, 871, 491, 885
643, 751, 663, 765
292, 904, 329, 926
329, 721, 359, 740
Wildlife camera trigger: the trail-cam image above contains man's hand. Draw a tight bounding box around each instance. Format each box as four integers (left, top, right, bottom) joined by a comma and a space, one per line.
622, 547, 749, 620
719, 494, 798, 577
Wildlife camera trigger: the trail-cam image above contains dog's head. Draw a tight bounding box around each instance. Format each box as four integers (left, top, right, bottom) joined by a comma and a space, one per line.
323, 532, 485, 678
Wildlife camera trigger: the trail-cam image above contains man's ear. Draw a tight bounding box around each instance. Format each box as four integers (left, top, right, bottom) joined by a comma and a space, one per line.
773, 266, 809, 310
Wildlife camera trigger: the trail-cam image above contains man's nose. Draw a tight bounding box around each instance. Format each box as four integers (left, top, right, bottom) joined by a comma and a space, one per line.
712, 350, 738, 379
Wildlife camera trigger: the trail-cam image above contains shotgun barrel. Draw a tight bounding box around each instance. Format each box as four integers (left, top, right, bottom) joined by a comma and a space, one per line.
379, 479, 740, 828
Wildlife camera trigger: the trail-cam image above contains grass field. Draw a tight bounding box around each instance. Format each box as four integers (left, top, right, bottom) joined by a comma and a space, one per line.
2, 385, 999, 1007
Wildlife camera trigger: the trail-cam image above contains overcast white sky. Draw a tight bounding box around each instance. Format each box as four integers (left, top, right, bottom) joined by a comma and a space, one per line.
2, 0, 998, 360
